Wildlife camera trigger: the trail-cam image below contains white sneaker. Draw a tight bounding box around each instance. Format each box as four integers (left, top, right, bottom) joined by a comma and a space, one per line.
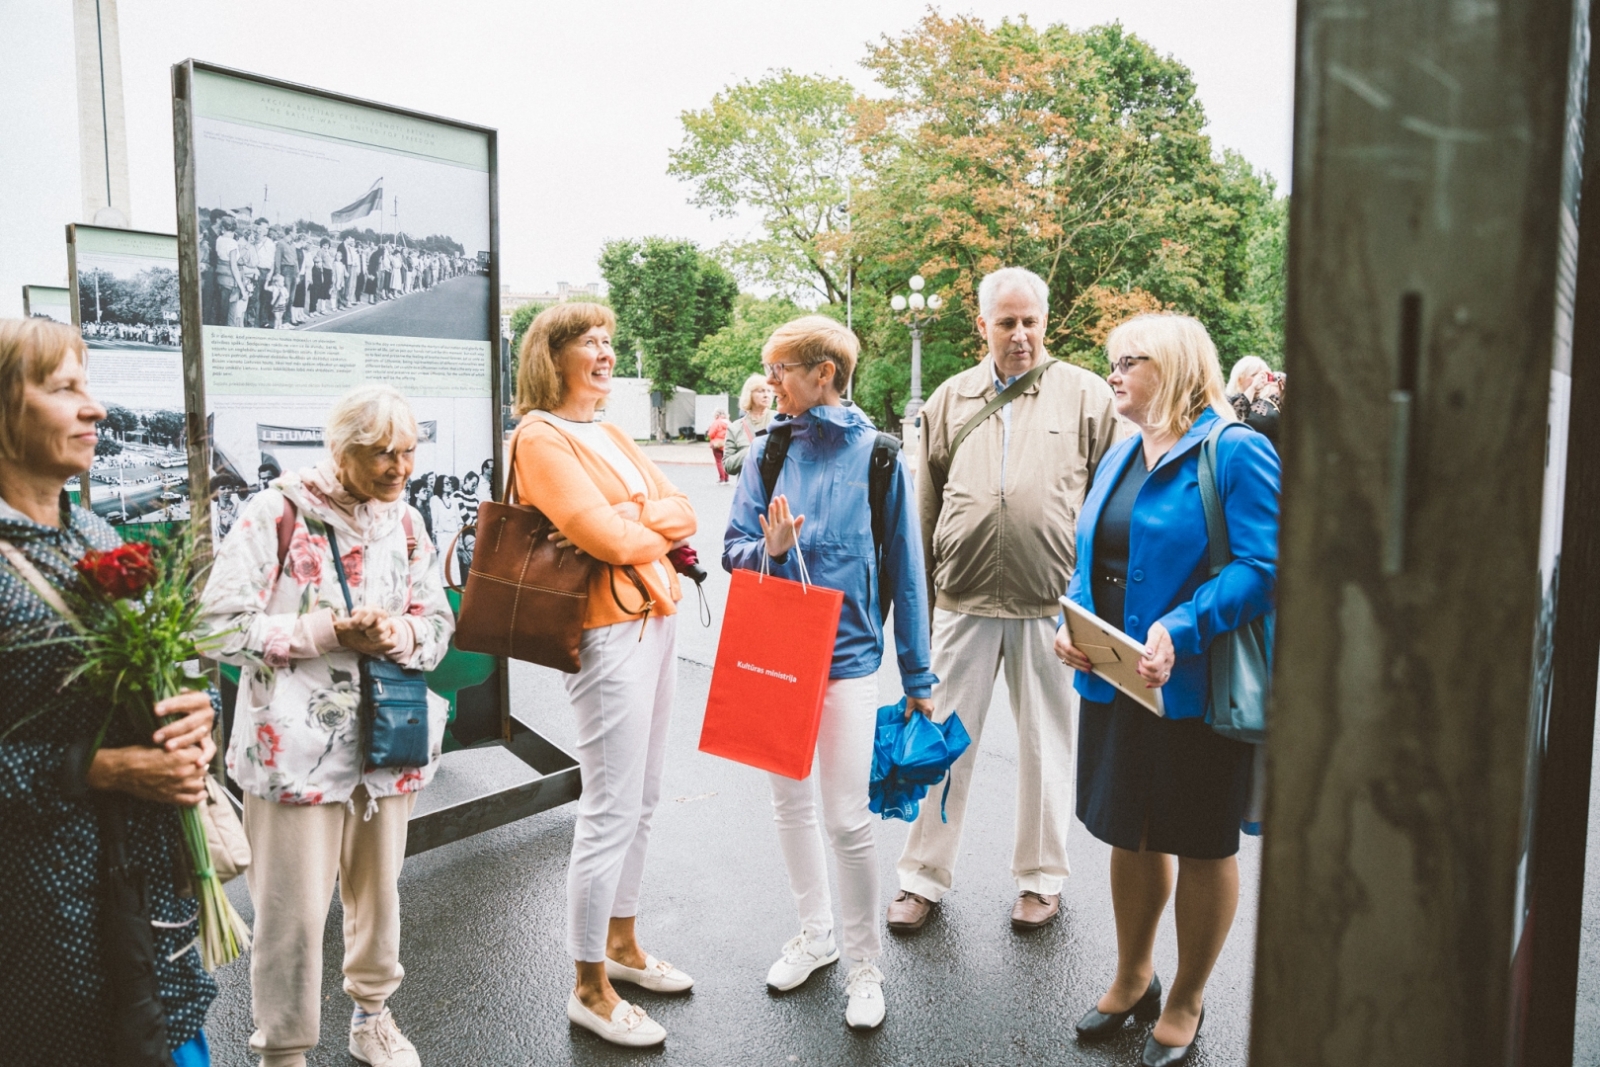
348, 1008, 421, 1067
845, 962, 886, 1030
565, 992, 667, 1047
765, 930, 840, 991
606, 953, 695, 993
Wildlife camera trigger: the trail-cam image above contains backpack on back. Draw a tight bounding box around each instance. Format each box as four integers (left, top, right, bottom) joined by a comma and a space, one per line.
758, 422, 902, 623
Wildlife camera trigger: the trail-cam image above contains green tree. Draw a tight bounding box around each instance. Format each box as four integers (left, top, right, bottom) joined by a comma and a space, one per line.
95, 436, 122, 457
669, 71, 858, 301
691, 295, 806, 396
599, 238, 738, 394
100, 404, 140, 440
142, 410, 186, 449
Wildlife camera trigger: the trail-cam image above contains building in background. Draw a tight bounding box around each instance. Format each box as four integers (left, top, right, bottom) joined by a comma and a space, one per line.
499, 281, 602, 337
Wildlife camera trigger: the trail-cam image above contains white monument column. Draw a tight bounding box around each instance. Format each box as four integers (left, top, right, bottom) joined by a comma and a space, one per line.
73, 0, 131, 227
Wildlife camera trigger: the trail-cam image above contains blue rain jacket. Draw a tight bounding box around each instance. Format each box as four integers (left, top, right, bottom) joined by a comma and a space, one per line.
723, 404, 938, 698
1063, 410, 1280, 721
869, 699, 972, 822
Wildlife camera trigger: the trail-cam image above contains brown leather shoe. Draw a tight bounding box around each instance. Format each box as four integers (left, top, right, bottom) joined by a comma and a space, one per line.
1011, 891, 1061, 930
886, 890, 935, 932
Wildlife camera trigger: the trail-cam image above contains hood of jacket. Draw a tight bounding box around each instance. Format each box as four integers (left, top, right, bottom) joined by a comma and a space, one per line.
774, 402, 877, 450
275, 461, 404, 544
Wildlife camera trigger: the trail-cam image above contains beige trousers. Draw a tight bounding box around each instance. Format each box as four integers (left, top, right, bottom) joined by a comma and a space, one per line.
243, 786, 416, 1067
896, 609, 1078, 902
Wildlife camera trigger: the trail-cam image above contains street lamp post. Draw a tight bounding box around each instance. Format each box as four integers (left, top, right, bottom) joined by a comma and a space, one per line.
889, 274, 943, 422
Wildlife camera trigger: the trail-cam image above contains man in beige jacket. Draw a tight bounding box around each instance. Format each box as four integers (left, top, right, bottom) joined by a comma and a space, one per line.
889, 266, 1121, 932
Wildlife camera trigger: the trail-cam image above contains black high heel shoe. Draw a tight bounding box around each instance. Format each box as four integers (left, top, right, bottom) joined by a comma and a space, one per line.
1074, 975, 1162, 1039
1140, 1006, 1204, 1067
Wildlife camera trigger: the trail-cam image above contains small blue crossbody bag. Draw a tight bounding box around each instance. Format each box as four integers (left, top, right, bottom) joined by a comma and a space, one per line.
325, 524, 432, 769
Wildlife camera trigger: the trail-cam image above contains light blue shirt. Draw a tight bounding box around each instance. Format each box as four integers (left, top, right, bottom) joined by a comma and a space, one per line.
994, 366, 1020, 485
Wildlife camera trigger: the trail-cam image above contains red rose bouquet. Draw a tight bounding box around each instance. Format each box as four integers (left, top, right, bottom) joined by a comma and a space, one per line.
58, 533, 250, 970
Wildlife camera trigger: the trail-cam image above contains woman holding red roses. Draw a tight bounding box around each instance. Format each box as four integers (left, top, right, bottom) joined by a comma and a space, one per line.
0, 318, 218, 1065
200, 384, 454, 1067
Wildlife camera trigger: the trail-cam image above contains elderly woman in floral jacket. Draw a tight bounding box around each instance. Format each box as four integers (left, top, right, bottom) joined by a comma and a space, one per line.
201, 384, 453, 1067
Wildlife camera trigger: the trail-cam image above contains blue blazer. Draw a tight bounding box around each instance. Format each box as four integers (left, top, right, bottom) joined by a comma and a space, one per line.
1064, 410, 1280, 721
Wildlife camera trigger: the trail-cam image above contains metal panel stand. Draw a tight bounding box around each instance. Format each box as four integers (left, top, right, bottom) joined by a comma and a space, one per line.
405, 720, 580, 856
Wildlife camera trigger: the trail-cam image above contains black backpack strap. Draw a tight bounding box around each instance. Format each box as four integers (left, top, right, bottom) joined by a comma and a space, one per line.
758, 423, 794, 504
868, 432, 901, 623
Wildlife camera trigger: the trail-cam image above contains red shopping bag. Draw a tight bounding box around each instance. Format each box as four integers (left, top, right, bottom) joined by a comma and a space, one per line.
700, 558, 844, 780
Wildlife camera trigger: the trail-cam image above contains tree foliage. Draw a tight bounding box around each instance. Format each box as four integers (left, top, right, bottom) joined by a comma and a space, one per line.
669, 72, 858, 303
669, 14, 1289, 422
691, 295, 807, 397
599, 237, 738, 393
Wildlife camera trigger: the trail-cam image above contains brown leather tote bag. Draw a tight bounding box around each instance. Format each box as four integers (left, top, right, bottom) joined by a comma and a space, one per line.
447, 427, 652, 672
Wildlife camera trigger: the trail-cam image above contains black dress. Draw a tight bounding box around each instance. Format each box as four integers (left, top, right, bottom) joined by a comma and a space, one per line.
1075, 451, 1253, 859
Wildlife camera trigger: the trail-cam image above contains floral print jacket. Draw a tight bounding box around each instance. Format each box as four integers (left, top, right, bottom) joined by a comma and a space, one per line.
200, 470, 455, 805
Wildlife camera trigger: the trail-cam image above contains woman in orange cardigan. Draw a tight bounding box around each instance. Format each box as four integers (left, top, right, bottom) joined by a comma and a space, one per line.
512, 304, 698, 1048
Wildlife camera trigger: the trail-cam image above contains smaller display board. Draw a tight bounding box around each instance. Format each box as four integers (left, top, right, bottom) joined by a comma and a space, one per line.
22, 285, 73, 324
67, 225, 190, 533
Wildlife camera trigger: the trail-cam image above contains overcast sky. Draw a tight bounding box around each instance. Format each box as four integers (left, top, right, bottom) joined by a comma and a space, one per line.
2, 0, 1294, 305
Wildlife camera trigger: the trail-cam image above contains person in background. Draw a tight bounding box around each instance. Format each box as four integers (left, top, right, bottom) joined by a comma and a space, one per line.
1056, 313, 1279, 1067
723, 316, 937, 1032
265, 271, 290, 329
1224, 356, 1270, 423
0, 318, 218, 1066
249, 219, 276, 329
201, 384, 455, 1067
1244, 372, 1282, 446
214, 216, 248, 328
723, 373, 774, 478
513, 302, 699, 1049
706, 409, 730, 483
273, 226, 298, 326
890, 266, 1121, 936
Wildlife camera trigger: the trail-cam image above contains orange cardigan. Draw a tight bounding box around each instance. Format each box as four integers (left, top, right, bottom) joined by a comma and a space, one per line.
511, 416, 697, 629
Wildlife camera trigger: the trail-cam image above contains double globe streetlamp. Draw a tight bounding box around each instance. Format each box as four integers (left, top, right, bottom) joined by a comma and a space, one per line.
890, 275, 943, 422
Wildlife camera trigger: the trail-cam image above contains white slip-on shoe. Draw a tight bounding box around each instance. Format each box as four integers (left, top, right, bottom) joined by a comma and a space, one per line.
765, 930, 840, 991
845, 962, 886, 1030
605, 954, 695, 993
348, 1008, 421, 1067
565, 992, 667, 1047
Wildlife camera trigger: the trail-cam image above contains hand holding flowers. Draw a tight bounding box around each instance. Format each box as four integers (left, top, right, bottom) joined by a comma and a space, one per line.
86, 692, 215, 806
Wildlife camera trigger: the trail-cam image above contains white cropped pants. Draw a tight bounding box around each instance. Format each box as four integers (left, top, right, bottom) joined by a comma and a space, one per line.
767, 674, 882, 965
564, 613, 677, 962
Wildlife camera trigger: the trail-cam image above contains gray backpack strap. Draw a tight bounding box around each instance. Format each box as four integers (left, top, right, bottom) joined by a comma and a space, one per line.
948, 359, 1051, 463
1195, 420, 1234, 577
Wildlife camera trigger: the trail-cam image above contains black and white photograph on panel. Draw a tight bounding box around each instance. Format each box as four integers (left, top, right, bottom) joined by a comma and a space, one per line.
69, 226, 190, 531
22, 285, 73, 325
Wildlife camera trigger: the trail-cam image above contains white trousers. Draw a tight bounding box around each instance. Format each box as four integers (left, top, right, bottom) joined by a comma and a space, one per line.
768, 674, 881, 964
565, 613, 677, 962
897, 610, 1078, 902
244, 786, 416, 1067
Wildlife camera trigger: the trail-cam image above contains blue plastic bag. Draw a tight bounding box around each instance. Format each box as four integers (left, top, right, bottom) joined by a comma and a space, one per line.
868, 699, 972, 823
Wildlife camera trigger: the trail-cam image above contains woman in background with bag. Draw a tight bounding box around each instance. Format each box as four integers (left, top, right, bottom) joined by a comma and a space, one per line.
0, 318, 218, 1066
200, 384, 454, 1067
511, 303, 698, 1049
722, 372, 774, 477
1054, 314, 1279, 1067
722, 316, 937, 1031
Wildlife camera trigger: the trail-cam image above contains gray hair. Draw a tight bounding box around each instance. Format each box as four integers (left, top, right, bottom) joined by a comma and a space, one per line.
977, 267, 1050, 321
325, 383, 419, 460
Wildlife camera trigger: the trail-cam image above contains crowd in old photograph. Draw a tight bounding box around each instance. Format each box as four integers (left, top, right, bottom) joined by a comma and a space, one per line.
199, 211, 478, 330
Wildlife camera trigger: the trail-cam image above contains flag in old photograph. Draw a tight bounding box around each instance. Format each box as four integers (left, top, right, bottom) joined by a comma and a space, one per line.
331, 179, 383, 225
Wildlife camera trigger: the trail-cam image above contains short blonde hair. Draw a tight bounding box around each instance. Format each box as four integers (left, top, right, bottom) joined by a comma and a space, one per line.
738, 372, 769, 415
762, 315, 857, 393
515, 303, 617, 416
1227, 355, 1270, 396
1105, 313, 1234, 439
0, 318, 85, 461
325, 383, 419, 460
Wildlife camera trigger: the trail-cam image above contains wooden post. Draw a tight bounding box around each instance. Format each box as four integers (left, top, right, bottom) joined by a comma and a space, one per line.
1252, 2, 1589, 1064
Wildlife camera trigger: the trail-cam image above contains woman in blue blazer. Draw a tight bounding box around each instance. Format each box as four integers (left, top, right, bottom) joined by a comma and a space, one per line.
1055, 314, 1279, 1067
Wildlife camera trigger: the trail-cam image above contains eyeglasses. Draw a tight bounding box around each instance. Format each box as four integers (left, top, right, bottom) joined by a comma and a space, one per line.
1108, 355, 1151, 375
762, 360, 811, 380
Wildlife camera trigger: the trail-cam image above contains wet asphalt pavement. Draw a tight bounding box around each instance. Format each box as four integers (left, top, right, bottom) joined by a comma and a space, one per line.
206, 458, 1600, 1066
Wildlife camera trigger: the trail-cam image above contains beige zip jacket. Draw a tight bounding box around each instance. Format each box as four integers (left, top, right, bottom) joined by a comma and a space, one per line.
917, 355, 1122, 618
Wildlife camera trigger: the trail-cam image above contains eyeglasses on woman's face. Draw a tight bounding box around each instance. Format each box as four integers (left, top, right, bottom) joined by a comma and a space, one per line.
762, 360, 810, 381
1108, 355, 1152, 376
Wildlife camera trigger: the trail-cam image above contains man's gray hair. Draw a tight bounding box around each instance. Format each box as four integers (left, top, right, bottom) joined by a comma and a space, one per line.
977, 267, 1050, 320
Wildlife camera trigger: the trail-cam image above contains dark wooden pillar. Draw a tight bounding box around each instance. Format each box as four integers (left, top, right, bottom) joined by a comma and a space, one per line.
1252, 2, 1589, 1064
